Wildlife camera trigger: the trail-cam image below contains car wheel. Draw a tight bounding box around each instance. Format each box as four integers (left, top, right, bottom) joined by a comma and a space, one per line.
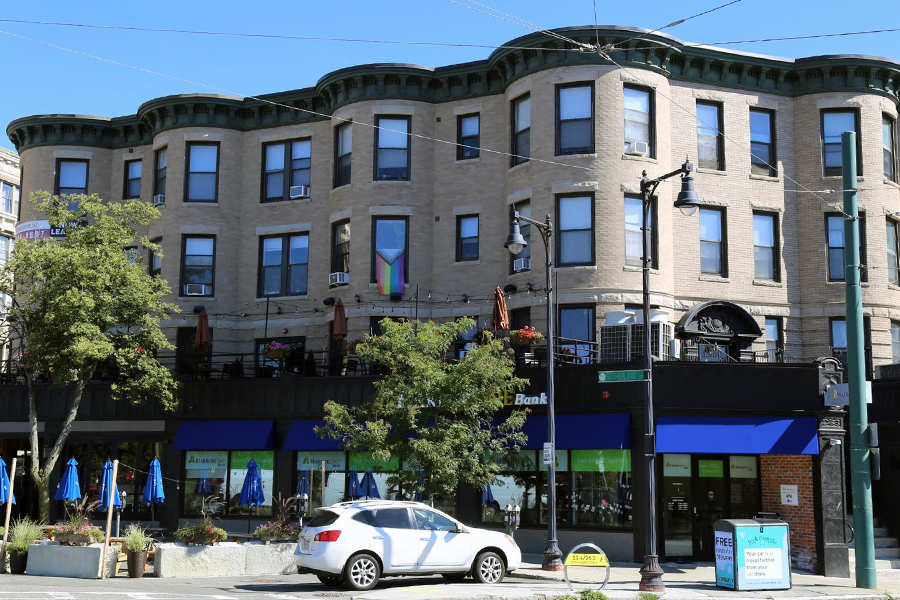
472, 551, 505, 584
316, 574, 342, 587
441, 572, 468, 582
343, 553, 380, 591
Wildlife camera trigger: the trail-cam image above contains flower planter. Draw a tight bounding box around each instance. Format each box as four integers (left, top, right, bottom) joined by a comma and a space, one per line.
127, 550, 148, 578
263, 350, 284, 359
55, 534, 92, 545
257, 534, 297, 543
179, 536, 220, 545
8, 551, 27, 574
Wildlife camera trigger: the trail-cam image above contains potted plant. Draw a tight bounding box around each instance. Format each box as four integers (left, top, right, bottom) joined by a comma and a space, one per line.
53, 497, 104, 545
263, 341, 290, 359
173, 495, 228, 545
122, 524, 153, 578
509, 326, 545, 346
253, 494, 300, 543
7, 516, 45, 574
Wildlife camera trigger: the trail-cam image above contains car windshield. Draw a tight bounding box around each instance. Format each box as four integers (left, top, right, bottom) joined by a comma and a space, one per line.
305, 510, 339, 528
412, 508, 458, 532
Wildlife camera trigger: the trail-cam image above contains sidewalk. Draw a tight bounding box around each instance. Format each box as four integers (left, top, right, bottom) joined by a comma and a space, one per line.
511, 553, 900, 599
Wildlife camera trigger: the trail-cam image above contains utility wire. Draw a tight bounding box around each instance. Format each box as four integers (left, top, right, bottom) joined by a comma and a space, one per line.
604, 0, 744, 51
440, 0, 592, 49
0, 28, 593, 173
0, 18, 570, 52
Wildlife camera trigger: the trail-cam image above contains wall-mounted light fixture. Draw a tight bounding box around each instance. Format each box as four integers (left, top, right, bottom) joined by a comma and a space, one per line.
193, 306, 205, 314
462, 294, 470, 303
503, 284, 517, 294
355, 294, 361, 303
275, 306, 282, 315
323, 297, 336, 306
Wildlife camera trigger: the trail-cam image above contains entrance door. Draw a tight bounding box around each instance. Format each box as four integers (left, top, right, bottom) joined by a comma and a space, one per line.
693, 457, 727, 560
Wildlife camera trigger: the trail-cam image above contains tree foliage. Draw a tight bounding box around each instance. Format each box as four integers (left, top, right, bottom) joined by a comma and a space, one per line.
1, 192, 180, 520
317, 317, 528, 501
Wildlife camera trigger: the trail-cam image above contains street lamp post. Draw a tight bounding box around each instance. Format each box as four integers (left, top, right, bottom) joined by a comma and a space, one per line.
638, 159, 702, 592
504, 211, 562, 571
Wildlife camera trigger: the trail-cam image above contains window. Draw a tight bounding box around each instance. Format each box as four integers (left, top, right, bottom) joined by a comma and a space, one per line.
55, 159, 88, 197
1, 182, 19, 215
830, 317, 873, 378
371, 217, 408, 294
456, 215, 479, 262
185, 143, 219, 202
699, 207, 726, 276
258, 233, 309, 297
334, 122, 352, 187
296, 451, 345, 512
374, 116, 410, 181
559, 305, 596, 362
571, 449, 632, 528
149, 238, 162, 277
826, 213, 866, 281
697, 102, 724, 170
893, 322, 900, 364
183, 451, 273, 517
0, 235, 12, 267
457, 114, 480, 160
557, 84, 593, 155
625, 195, 656, 268
884, 116, 896, 181
764, 317, 782, 361
623, 86, 653, 157
349, 453, 401, 501
263, 139, 311, 202
511, 94, 530, 166
750, 108, 776, 176
557, 194, 593, 267
753, 212, 778, 281
180, 236, 215, 296
888, 219, 900, 285
332, 221, 350, 275
154, 147, 167, 198
822, 109, 860, 176
123, 160, 142, 199
510, 201, 531, 274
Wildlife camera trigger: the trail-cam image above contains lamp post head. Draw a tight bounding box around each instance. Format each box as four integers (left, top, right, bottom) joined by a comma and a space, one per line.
674, 160, 702, 216
505, 208, 528, 255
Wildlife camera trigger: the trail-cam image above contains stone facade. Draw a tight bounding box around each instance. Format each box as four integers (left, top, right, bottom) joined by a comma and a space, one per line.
7, 26, 900, 366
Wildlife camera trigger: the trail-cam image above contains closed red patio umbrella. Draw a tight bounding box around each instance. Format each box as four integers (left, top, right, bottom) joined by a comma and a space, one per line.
333, 299, 348, 340
492, 286, 510, 332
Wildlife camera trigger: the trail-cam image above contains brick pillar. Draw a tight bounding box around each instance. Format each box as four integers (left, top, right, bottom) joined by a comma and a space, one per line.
759, 455, 817, 571
815, 410, 850, 577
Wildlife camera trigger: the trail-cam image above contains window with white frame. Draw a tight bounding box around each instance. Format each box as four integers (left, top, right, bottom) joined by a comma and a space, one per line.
557, 195, 593, 267
623, 86, 653, 156
888, 219, 900, 285
883, 115, 896, 182
259, 233, 309, 297
697, 102, 724, 170
1, 182, 19, 215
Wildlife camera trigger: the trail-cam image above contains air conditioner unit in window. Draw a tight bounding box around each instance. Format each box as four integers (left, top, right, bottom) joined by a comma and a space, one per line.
513, 258, 531, 272
152, 194, 166, 206
290, 185, 310, 199
625, 140, 649, 156
184, 283, 208, 296
329, 272, 350, 286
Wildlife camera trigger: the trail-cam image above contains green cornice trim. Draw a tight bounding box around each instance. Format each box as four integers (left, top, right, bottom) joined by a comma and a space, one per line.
9, 25, 900, 152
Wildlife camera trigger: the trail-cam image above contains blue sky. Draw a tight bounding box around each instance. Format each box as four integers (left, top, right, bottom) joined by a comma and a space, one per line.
3, 0, 900, 152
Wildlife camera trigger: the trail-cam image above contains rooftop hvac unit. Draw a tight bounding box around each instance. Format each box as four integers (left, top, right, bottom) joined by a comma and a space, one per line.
290, 185, 311, 199
625, 140, 649, 157
184, 283, 208, 296
329, 271, 350, 286
513, 258, 531, 272
152, 194, 166, 206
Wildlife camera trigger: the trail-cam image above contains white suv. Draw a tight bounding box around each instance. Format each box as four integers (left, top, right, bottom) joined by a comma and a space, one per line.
294, 499, 521, 591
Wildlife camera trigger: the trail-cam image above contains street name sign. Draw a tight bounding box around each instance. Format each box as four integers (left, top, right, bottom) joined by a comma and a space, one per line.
597, 370, 645, 383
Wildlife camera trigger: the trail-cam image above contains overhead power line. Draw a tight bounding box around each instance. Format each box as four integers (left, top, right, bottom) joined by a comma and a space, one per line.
608, 0, 744, 50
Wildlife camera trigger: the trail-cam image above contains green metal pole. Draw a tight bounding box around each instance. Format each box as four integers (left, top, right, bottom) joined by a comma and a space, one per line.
842, 130, 876, 588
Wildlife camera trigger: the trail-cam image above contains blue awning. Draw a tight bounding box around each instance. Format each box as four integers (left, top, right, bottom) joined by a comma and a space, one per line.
171, 420, 276, 450
520, 413, 631, 450
283, 420, 343, 451
656, 417, 818, 455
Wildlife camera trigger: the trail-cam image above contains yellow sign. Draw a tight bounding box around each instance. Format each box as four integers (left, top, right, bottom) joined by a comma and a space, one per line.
565, 552, 609, 567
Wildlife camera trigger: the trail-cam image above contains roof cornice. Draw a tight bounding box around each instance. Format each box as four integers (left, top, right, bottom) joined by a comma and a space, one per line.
9, 25, 900, 152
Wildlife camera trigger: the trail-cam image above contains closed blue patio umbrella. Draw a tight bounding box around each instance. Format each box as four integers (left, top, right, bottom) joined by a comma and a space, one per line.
297, 469, 310, 498
482, 483, 494, 505
237, 459, 265, 533
54, 457, 81, 502
348, 469, 361, 500
360, 470, 380, 499
97, 460, 122, 511
0, 457, 15, 505
141, 458, 165, 527
195, 464, 212, 494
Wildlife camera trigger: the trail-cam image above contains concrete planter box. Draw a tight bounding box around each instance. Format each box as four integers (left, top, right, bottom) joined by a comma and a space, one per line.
154, 541, 296, 578
26, 542, 119, 579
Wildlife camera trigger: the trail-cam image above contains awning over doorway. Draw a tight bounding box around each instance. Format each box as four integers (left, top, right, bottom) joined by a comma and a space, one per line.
171, 420, 276, 450
283, 420, 343, 451
656, 416, 818, 455
520, 413, 631, 450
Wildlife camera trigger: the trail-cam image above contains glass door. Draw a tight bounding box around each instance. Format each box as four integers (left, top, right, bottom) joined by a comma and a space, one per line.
661, 454, 693, 558
693, 457, 727, 560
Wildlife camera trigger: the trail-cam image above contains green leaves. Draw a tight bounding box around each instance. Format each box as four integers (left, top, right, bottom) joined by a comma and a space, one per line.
318, 317, 529, 500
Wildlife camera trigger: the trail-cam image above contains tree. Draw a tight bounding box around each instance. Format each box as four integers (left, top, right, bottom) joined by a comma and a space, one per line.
317, 317, 528, 502
1, 192, 179, 521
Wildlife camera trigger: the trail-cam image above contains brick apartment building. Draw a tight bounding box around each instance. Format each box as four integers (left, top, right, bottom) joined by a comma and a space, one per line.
5, 25, 899, 574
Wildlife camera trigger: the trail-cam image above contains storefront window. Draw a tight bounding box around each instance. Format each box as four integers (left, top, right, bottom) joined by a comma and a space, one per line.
349, 453, 401, 500
483, 451, 539, 526
184, 451, 228, 515
227, 451, 274, 517
296, 451, 345, 511
539, 449, 570, 527
729, 455, 759, 519
570, 449, 632, 528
